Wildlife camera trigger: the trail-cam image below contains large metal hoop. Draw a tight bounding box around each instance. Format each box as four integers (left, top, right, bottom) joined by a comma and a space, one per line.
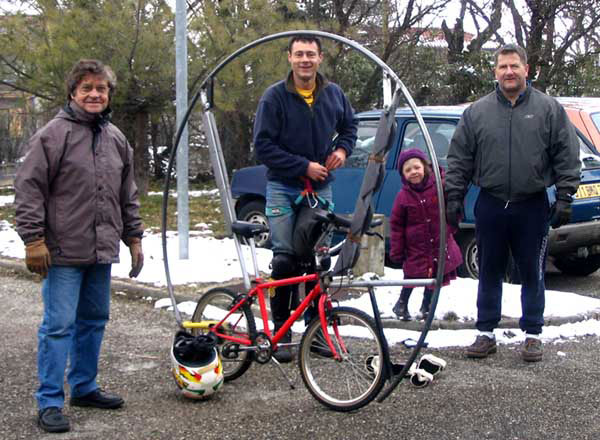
161, 30, 447, 403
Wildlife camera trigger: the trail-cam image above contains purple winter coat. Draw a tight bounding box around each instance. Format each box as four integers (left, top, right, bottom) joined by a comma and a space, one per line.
389, 169, 463, 281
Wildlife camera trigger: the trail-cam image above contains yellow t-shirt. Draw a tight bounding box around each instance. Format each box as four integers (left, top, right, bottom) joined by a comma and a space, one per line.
296, 85, 315, 107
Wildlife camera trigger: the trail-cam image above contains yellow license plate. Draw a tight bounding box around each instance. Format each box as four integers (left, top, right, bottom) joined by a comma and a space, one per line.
575, 183, 600, 199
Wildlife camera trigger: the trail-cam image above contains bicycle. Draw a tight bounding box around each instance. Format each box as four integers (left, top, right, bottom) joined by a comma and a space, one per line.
162, 30, 447, 411
181, 209, 391, 411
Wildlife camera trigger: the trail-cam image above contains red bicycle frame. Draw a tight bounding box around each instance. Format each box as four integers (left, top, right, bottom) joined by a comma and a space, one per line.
207, 273, 344, 361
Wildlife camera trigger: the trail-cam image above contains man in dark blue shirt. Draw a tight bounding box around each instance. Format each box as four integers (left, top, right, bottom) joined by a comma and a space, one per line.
253, 34, 357, 362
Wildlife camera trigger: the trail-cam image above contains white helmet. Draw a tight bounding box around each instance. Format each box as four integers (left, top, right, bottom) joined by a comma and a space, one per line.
171, 331, 224, 399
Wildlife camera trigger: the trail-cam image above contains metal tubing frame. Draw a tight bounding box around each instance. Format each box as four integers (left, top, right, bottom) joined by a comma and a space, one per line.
161, 30, 447, 403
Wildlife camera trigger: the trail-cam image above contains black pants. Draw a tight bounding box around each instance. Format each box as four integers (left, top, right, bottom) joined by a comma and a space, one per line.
475, 191, 549, 334
399, 286, 433, 308
270, 259, 315, 326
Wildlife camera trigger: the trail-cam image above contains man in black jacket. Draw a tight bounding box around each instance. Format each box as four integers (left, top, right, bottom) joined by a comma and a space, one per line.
445, 44, 580, 362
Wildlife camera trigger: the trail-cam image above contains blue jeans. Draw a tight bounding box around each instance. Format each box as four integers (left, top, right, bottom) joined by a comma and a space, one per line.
266, 180, 333, 255
475, 191, 549, 334
266, 181, 333, 325
36, 264, 112, 410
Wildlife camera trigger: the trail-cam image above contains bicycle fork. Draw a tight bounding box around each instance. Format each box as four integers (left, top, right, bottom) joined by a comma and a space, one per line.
318, 294, 344, 361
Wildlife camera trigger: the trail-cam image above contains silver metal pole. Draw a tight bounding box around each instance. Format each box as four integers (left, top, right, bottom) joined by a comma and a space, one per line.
382, 72, 392, 108
175, 0, 189, 259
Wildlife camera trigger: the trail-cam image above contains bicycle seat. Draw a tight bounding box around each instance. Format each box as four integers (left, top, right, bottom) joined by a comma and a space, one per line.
231, 220, 269, 239
313, 210, 352, 229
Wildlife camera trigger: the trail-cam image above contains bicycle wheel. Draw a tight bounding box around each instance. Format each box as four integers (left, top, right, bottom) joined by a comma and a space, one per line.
298, 306, 385, 411
192, 287, 256, 381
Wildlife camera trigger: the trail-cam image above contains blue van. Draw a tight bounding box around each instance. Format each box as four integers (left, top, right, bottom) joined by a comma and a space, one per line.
231, 105, 600, 279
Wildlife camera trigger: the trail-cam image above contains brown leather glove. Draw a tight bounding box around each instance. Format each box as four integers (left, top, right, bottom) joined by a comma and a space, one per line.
25, 239, 51, 278
127, 237, 144, 278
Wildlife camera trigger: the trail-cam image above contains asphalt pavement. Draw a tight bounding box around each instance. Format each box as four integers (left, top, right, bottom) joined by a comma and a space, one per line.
2, 265, 600, 440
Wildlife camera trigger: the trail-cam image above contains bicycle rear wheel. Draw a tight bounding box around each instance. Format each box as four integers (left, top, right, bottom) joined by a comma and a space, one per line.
192, 287, 256, 381
298, 306, 385, 411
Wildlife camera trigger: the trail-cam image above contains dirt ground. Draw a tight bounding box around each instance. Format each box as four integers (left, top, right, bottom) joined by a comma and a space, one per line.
2, 268, 600, 440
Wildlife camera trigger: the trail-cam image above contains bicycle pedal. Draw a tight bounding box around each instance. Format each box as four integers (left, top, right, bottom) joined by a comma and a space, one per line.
365, 355, 381, 377
408, 363, 434, 388
417, 354, 446, 378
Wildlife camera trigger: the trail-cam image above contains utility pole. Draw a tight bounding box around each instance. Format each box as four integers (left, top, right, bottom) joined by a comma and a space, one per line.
175, 0, 189, 259
382, 0, 392, 108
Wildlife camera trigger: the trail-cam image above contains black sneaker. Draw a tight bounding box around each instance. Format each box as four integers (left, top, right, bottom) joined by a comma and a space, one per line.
38, 407, 70, 433
392, 300, 412, 321
70, 389, 124, 409
465, 335, 497, 359
521, 337, 543, 362
273, 346, 293, 363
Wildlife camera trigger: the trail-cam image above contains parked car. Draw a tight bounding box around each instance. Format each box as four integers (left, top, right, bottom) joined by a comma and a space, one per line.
556, 97, 600, 150
231, 104, 600, 279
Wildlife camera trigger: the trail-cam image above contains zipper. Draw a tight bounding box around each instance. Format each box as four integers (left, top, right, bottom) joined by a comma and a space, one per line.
91, 126, 100, 155
507, 105, 513, 206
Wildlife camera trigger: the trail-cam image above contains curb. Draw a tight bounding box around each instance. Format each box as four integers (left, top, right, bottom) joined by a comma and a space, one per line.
0, 257, 204, 303
2, 257, 598, 331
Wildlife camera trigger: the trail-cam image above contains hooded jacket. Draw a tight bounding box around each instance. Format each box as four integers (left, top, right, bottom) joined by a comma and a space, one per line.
390, 149, 462, 279
14, 101, 143, 265
253, 71, 357, 189
446, 85, 580, 202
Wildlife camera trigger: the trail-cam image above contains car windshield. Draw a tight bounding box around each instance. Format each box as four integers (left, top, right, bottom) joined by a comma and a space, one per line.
344, 120, 378, 168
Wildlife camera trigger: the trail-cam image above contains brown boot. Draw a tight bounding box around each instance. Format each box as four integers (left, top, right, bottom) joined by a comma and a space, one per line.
521, 337, 543, 362
465, 335, 497, 359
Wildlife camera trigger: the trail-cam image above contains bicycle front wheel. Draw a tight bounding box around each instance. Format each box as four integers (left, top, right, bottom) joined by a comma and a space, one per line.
298, 307, 385, 411
192, 287, 256, 381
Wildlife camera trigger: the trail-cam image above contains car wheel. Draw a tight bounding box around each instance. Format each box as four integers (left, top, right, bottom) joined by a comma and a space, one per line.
236, 199, 271, 248
553, 253, 600, 277
455, 232, 521, 283
457, 232, 478, 279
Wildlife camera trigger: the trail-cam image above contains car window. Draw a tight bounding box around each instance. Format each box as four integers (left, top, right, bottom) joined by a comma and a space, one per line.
344, 120, 379, 168
591, 112, 600, 133
400, 121, 455, 160
579, 135, 600, 169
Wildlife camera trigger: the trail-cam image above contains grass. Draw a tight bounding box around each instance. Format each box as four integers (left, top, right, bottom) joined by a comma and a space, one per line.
0, 203, 15, 225
142, 183, 226, 238
0, 180, 227, 238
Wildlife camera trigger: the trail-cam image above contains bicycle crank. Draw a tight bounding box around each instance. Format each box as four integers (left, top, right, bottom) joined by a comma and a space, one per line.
254, 332, 273, 364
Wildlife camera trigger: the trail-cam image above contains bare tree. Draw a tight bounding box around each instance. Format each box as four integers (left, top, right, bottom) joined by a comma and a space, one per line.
439, 0, 504, 103
505, 0, 600, 92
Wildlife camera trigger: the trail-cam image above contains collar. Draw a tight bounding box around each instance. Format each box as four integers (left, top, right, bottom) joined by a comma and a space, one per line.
65, 101, 111, 128
495, 82, 531, 107
285, 71, 328, 95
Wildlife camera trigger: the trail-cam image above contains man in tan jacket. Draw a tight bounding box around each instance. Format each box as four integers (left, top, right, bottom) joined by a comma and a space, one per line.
14, 59, 144, 433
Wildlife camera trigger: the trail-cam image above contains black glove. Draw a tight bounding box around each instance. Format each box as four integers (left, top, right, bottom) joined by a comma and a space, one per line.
446, 199, 464, 229
550, 195, 572, 229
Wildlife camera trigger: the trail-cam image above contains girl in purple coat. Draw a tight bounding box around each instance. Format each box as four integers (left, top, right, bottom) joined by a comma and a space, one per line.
390, 148, 463, 321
